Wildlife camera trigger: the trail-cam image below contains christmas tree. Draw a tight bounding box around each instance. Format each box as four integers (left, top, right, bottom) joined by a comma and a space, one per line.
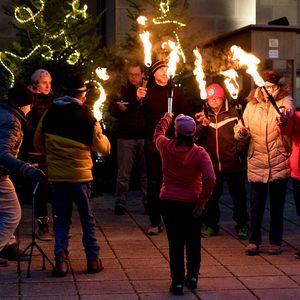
0, 0, 114, 93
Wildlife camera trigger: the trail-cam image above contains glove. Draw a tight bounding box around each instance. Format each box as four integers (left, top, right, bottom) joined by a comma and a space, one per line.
21, 164, 46, 181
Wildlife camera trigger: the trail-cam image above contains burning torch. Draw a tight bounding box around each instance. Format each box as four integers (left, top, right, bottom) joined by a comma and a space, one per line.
93, 67, 109, 122
193, 48, 208, 116
220, 68, 245, 126
230, 45, 283, 118
163, 40, 180, 113
137, 16, 152, 88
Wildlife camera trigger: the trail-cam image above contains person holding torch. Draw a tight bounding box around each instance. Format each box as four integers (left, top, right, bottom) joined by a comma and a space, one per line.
195, 83, 250, 240
154, 112, 215, 295
137, 60, 192, 235
237, 70, 295, 256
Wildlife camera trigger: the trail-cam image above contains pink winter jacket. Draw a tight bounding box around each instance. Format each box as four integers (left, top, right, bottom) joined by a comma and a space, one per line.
290, 111, 300, 181
241, 86, 295, 183
154, 114, 216, 208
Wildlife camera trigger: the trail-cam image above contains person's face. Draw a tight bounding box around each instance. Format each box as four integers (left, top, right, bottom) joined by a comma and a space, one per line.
128, 66, 144, 87
264, 81, 278, 94
35, 76, 52, 95
154, 67, 169, 86
207, 96, 224, 111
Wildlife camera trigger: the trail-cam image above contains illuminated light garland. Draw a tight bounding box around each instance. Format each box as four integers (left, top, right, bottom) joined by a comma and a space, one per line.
0, 0, 88, 88
0, 44, 53, 87
152, 0, 186, 63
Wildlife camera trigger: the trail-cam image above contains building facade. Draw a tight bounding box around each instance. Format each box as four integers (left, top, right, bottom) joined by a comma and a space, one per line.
1, 0, 299, 103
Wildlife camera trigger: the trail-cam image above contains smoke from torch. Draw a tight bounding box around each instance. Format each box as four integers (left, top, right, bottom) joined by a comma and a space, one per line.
93, 67, 109, 121
220, 68, 239, 99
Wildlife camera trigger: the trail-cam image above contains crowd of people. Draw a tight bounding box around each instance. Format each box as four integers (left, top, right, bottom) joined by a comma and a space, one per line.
0, 60, 299, 296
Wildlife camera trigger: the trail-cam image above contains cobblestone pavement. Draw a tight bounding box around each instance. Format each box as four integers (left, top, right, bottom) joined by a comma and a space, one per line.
1, 180, 300, 299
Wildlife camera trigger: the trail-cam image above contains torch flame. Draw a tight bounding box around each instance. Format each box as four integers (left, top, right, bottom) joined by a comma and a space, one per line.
93, 67, 109, 121
162, 40, 180, 78
220, 69, 239, 99
193, 48, 207, 99
137, 16, 152, 67
230, 45, 265, 87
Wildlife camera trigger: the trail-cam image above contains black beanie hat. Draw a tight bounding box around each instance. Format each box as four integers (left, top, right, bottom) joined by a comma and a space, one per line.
8, 81, 33, 107
150, 60, 167, 76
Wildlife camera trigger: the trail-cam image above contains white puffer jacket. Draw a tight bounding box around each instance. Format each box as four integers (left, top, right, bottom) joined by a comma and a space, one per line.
242, 85, 295, 183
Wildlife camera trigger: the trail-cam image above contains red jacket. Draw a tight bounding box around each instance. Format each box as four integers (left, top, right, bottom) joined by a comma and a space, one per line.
290, 111, 300, 180
154, 114, 216, 207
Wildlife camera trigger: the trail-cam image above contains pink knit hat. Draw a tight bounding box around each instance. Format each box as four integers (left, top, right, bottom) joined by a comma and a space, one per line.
175, 114, 196, 136
206, 83, 225, 100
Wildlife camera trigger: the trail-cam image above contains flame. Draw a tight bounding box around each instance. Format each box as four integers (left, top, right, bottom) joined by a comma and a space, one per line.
137, 16, 147, 26
220, 69, 239, 99
193, 48, 207, 99
162, 40, 180, 78
137, 16, 152, 67
93, 67, 109, 121
230, 45, 265, 87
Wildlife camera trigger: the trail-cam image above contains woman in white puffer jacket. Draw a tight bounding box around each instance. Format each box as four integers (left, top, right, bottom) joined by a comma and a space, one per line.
236, 70, 295, 256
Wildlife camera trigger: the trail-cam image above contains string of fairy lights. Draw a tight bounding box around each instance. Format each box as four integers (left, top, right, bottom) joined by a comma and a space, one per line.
0, 0, 87, 87
152, 0, 186, 63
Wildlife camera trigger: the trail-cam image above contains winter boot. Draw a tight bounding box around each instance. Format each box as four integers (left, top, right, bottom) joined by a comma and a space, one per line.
37, 216, 52, 241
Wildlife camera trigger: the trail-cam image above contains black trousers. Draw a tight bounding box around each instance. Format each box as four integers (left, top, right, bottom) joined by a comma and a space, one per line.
160, 199, 202, 285
202, 170, 249, 231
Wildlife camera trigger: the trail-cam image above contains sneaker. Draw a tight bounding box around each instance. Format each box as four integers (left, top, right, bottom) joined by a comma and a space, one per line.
237, 225, 249, 240
0, 258, 9, 267
245, 243, 259, 256
201, 225, 218, 238
147, 225, 163, 236
114, 205, 126, 215
185, 275, 198, 290
268, 244, 282, 255
295, 252, 300, 259
169, 283, 183, 296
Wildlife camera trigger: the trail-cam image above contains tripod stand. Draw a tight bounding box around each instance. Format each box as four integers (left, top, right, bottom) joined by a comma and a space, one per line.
17, 181, 54, 278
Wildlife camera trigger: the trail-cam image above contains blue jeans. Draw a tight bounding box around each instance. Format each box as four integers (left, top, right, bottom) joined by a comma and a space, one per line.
0, 177, 21, 251
51, 182, 100, 261
249, 179, 288, 246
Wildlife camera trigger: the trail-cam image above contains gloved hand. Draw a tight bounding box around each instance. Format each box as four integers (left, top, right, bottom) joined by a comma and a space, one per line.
238, 126, 249, 136
21, 164, 46, 181
164, 112, 174, 119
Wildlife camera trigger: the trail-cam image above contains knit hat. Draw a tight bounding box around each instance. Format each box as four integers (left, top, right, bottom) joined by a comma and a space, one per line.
31, 69, 51, 85
260, 70, 282, 85
206, 83, 225, 100
175, 114, 196, 136
8, 81, 34, 107
62, 75, 87, 92
150, 60, 167, 76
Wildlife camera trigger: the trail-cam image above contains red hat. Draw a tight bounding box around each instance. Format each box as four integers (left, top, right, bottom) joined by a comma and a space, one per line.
206, 83, 225, 100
